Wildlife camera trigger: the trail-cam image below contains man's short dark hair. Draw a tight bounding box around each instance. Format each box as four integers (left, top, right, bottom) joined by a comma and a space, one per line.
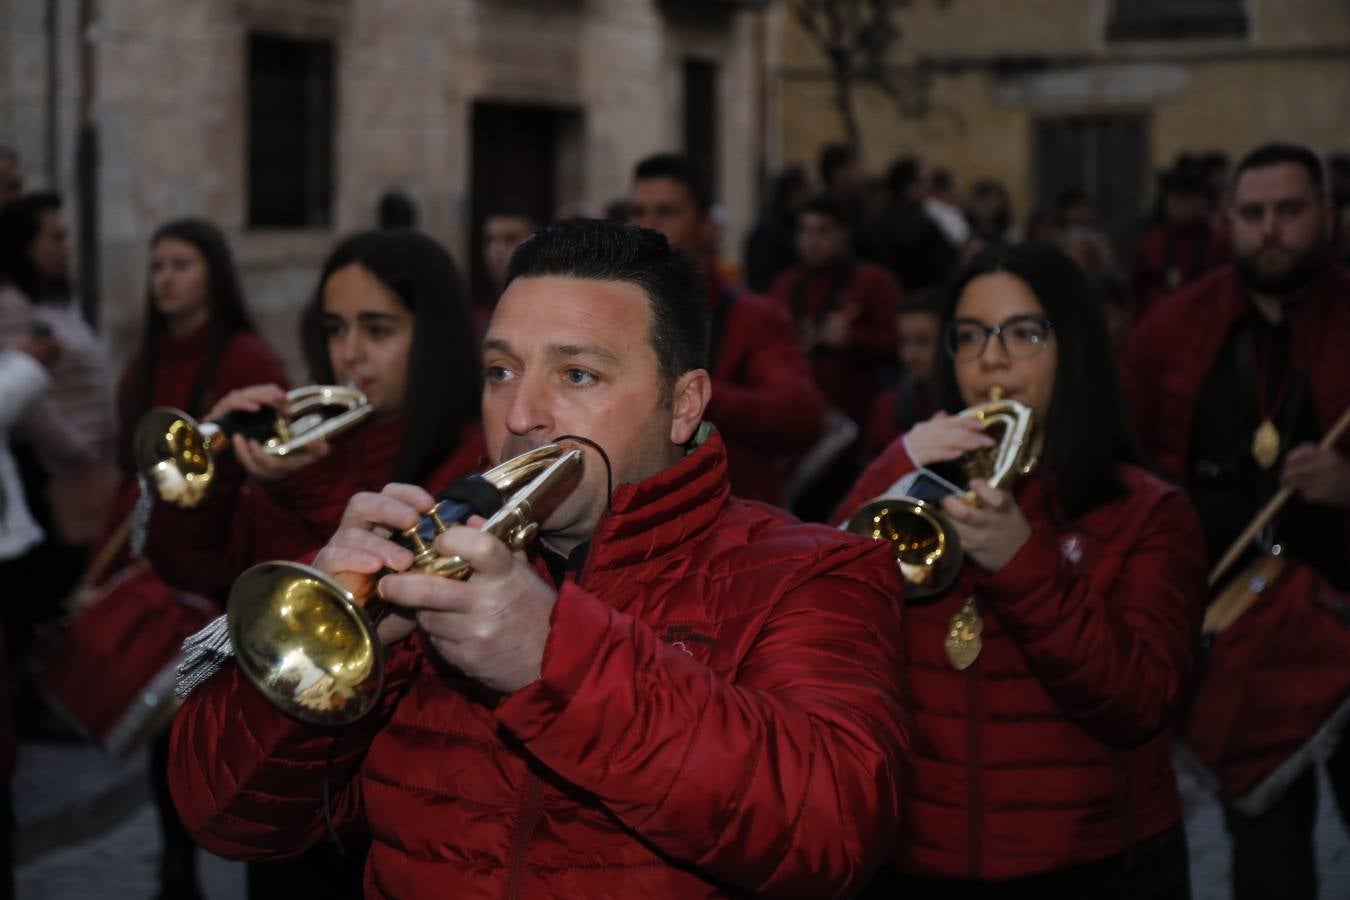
929, 168, 956, 195
505, 219, 709, 394
1234, 142, 1326, 197
800, 193, 852, 229
818, 143, 857, 189
633, 153, 712, 214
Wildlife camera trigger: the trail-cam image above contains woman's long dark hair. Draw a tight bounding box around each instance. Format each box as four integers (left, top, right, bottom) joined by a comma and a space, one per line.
299, 230, 479, 485
116, 218, 258, 472
933, 241, 1144, 522
0, 191, 70, 303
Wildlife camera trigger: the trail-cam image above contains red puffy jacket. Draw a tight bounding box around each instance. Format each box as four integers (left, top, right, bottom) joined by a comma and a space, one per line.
703, 269, 826, 504
145, 419, 486, 597
834, 444, 1206, 879
169, 432, 910, 898
770, 260, 903, 429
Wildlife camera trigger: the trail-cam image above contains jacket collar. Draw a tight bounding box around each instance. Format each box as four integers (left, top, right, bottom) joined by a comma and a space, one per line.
580, 428, 731, 574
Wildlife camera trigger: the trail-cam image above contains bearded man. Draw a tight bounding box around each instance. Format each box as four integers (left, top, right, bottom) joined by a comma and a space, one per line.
1124, 142, 1350, 900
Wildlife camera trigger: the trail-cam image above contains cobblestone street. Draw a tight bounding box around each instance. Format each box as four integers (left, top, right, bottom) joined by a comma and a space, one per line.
13, 738, 1350, 898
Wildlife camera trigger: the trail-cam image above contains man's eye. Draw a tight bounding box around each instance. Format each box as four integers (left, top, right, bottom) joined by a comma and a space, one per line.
564, 368, 596, 386
484, 365, 514, 383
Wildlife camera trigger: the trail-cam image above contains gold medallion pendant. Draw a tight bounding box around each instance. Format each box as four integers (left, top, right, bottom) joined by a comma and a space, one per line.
945, 597, 984, 671
1251, 419, 1281, 471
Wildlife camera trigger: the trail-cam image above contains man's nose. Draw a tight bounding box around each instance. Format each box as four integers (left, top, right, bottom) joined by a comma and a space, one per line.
504, 374, 553, 436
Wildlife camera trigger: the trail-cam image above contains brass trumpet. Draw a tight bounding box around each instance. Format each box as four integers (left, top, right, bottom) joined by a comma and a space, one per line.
134, 385, 374, 508
225, 443, 584, 726
844, 389, 1036, 601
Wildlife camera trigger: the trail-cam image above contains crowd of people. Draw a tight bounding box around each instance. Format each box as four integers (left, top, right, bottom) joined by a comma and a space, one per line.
0, 134, 1346, 900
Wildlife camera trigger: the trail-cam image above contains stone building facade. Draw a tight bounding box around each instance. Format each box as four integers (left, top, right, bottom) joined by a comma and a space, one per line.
1, 0, 775, 377
776, 0, 1350, 247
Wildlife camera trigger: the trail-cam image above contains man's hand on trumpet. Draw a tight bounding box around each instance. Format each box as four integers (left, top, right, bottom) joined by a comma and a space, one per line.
311, 482, 557, 694
381, 521, 557, 695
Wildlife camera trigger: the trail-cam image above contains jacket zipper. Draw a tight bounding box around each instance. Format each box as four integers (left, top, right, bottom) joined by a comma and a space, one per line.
966, 655, 983, 880
504, 771, 545, 900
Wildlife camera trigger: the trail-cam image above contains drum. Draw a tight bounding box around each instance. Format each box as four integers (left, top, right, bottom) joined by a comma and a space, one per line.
1180, 554, 1350, 814
33, 560, 216, 756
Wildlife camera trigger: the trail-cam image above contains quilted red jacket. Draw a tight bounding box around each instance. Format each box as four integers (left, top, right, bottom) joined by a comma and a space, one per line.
834, 444, 1206, 879
704, 269, 826, 504
169, 432, 910, 898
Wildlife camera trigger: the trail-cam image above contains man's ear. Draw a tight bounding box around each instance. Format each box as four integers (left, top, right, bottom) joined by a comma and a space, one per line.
669, 368, 712, 446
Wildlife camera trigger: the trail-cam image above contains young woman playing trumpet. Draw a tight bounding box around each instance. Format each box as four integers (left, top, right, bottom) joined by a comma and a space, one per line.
838, 242, 1208, 899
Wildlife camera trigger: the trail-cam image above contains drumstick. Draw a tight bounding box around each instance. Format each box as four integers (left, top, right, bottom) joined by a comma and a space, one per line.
1208, 404, 1350, 588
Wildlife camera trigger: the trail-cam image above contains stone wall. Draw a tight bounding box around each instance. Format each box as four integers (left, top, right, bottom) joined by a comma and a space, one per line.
0, 0, 770, 380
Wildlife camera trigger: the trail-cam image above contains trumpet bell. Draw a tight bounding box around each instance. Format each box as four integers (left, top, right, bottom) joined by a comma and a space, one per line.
134, 408, 216, 508
225, 444, 585, 726
847, 496, 963, 602
228, 561, 383, 725
133, 385, 373, 509
843, 392, 1035, 602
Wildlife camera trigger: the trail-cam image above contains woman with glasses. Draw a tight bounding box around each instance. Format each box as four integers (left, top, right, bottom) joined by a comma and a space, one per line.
836, 242, 1207, 899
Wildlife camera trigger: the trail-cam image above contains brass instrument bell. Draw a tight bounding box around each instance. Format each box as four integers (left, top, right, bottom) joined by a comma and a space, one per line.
226, 443, 584, 726
845, 389, 1036, 601
134, 385, 374, 508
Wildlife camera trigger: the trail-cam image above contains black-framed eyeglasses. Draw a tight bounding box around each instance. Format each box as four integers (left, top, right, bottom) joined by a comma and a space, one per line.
945, 315, 1053, 362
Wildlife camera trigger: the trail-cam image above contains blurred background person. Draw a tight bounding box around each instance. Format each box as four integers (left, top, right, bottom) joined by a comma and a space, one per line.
376, 189, 417, 230
771, 193, 902, 518
477, 198, 540, 333
742, 165, 809, 293
0, 335, 57, 900
631, 153, 824, 505
0, 148, 21, 209
94, 218, 287, 900
923, 167, 970, 253
818, 141, 865, 224
0, 192, 115, 668
858, 156, 957, 294
863, 286, 942, 459
1131, 159, 1228, 323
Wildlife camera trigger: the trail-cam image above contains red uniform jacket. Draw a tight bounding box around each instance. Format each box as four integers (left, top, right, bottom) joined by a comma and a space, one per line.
770, 260, 902, 429
703, 269, 826, 504
834, 445, 1206, 879
145, 419, 486, 598
1129, 222, 1229, 324
169, 432, 910, 899
1122, 263, 1350, 805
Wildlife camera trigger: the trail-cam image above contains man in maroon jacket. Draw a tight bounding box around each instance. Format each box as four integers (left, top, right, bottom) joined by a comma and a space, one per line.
168, 219, 909, 899
629, 153, 825, 505
1123, 142, 1350, 900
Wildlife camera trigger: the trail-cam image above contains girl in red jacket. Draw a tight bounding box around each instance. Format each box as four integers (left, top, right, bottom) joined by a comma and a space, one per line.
85, 218, 288, 900
143, 229, 481, 900
837, 242, 1207, 899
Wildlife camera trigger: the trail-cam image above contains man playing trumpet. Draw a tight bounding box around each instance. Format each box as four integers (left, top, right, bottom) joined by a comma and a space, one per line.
167, 220, 909, 899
